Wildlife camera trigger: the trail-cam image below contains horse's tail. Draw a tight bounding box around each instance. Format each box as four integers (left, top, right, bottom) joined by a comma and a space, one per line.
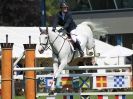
81, 21, 108, 34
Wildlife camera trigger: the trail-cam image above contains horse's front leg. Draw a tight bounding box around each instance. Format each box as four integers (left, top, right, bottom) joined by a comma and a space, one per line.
49, 59, 67, 95
49, 55, 59, 95
53, 56, 59, 74
54, 59, 67, 78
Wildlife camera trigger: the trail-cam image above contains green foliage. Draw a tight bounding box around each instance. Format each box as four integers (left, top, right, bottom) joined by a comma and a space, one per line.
45, 0, 59, 26
46, 0, 59, 16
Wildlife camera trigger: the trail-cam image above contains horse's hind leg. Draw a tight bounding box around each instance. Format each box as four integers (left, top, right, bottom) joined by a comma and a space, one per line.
86, 37, 95, 56
86, 45, 96, 57
92, 46, 96, 57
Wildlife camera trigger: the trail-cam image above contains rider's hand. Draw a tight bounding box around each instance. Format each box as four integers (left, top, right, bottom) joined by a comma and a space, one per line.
52, 28, 56, 32
58, 28, 64, 32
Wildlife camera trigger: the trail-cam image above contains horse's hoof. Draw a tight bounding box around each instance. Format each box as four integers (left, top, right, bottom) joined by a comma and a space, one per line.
80, 51, 84, 57
48, 90, 54, 95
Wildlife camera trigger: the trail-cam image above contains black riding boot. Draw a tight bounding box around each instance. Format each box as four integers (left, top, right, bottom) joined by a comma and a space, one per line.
75, 40, 84, 57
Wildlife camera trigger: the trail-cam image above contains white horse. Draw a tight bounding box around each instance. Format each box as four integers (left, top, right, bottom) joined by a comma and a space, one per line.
38, 21, 106, 90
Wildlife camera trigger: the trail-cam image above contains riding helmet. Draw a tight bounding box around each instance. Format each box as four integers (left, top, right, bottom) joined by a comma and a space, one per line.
60, 2, 69, 8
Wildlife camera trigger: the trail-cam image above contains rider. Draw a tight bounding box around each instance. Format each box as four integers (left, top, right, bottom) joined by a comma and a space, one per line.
52, 2, 84, 57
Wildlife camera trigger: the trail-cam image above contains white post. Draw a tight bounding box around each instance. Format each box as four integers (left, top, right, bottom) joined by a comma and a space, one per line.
13, 51, 25, 68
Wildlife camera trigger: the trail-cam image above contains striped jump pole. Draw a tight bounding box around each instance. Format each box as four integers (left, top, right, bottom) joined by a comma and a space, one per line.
115, 95, 126, 99
1, 35, 14, 99
97, 95, 108, 99
81, 95, 126, 99
80, 92, 131, 99
46, 95, 74, 99
24, 36, 36, 99
63, 95, 73, 99
97, 95, 126, 99
37, 92, 133, 98
98, 95, 126, 99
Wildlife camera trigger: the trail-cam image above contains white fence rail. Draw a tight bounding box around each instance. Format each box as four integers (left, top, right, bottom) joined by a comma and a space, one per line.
14, 64, 132, 71
11, 72, 132, 79
37, 92, 133, 97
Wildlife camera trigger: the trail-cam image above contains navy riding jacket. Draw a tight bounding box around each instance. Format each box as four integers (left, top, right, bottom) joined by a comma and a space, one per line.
53, 11, 77, 33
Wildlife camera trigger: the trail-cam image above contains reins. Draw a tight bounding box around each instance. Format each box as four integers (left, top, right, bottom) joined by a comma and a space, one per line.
41, 31, 68, 58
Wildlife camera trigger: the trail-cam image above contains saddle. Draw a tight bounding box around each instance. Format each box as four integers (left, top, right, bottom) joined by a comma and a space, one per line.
59, 31, 84, 57
58, 31, 76, 51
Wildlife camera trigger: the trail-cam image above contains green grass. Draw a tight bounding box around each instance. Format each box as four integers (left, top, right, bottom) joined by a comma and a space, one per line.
11, 95, 133, 99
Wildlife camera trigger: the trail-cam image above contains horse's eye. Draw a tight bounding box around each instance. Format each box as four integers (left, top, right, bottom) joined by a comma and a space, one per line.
45, 37, 48, 39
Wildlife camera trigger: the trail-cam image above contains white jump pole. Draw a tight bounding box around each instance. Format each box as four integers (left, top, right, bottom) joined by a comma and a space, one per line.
37, 92, 133, 99
13, 72, 132, 80
14, 64, 131, 71
13, 51, 25, 68
37, 92, 133, 97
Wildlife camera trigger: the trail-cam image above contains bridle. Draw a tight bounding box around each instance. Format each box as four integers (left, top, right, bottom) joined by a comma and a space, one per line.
40, 31, 67, 57
40, 33, 50, 51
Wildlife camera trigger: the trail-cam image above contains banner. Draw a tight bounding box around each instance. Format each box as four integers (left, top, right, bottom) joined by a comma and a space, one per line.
96, 76, 107, 88
93, 75, 130, 89
73, 77, 79, 88
45, 77, 53, 88
108, 76, 130, 88
79, 77, 91, 89
62, 77, 72, 88
56, 77, 62, 88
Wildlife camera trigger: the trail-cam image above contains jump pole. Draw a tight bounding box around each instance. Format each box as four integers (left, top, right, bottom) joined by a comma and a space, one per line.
23, 36, 36, 99
1, 35, 14, 99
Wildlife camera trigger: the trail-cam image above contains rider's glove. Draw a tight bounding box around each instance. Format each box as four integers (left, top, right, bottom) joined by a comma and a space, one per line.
58, 28, 64, 33
52, 28, 56, 32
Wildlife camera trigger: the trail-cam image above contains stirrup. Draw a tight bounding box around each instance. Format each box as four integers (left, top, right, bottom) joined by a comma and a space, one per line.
73, 47, 76, 52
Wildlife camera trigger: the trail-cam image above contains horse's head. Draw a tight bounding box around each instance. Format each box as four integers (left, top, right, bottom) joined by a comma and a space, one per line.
38, 27, 49, 54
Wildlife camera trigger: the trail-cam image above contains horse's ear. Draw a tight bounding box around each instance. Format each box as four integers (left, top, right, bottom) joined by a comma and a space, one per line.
39, 27, 43, 33
46, 26, 48, 34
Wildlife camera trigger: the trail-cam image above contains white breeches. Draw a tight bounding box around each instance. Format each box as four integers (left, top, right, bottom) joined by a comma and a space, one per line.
70, 29, 77, 42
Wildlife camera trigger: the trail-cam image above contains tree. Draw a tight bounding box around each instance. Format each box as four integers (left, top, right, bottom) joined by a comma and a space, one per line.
0, 0, 59, 26
45, 0, 59, 26
0, 0, 40, 26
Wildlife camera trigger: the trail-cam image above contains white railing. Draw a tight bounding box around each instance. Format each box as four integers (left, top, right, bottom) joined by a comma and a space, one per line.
14, 64, 132, 71
36, 92, 133, 97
